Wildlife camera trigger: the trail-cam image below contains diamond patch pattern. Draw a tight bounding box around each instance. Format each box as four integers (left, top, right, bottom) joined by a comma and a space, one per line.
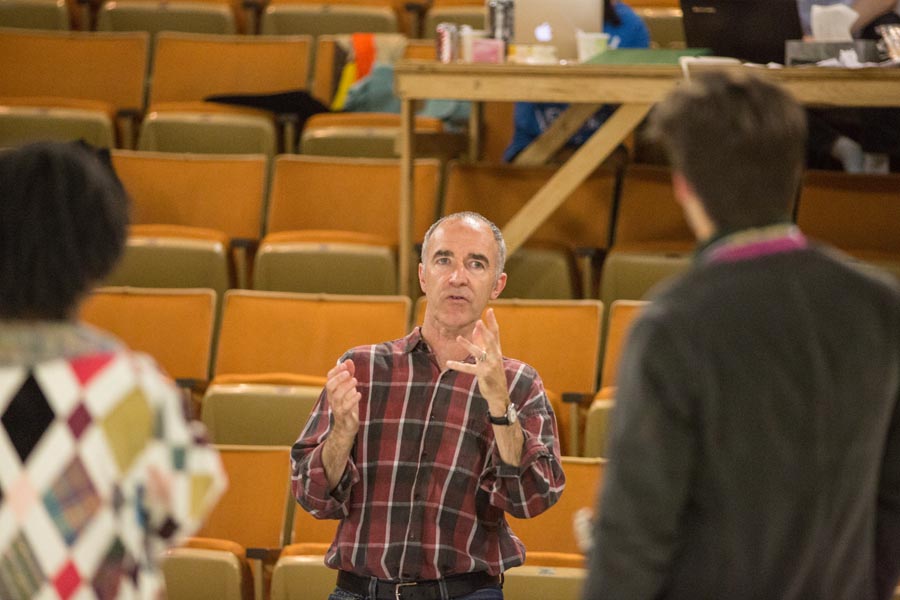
0, 533, 42, 599
43, 456, 101, 546
2, 375, 54, 463
0, 343, 226, 600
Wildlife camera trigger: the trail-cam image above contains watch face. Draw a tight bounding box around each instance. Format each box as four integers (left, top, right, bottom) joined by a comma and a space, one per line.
507, 403, 517, 424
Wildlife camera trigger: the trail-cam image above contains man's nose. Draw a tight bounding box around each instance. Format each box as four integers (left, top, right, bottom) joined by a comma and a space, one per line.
448, 265, 468, 284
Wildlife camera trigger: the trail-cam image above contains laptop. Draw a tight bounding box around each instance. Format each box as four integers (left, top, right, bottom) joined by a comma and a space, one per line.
514, 0, 604, 60
680, 0, 804, 64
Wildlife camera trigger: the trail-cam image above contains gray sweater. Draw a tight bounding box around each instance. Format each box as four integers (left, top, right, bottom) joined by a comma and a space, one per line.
586, 231, 900, 600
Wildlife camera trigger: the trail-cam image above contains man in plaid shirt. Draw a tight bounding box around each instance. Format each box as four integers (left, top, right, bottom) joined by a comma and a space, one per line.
292, 211, 566, 600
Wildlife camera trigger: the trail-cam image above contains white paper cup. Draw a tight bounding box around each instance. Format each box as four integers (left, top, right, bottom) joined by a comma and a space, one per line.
459, 27, 488, 63
576, 31, 609, 62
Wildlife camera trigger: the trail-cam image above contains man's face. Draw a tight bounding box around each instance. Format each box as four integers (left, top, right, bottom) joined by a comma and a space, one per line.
419, 218, 507, 331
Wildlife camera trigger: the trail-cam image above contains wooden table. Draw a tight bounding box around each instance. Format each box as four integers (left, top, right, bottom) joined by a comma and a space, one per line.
393, 59, 900, 296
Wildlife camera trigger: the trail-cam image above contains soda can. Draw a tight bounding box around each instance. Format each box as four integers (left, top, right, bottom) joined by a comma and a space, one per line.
435, 22, 459, 63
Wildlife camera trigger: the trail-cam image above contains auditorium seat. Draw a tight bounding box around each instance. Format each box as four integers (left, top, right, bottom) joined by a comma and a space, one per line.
284, 499, 341, 556
106, 226, 234, 297
269, 549, 336, 600
145, 31, 312, 153
260, 2, 399, 70
0, 28, 148, 146
254, 155, 440, 295
300, 111, 444, 158
138, 111, 277, 158
162, 538, 254, 600
309, 33, 412, 105
149, 32, 312, 109
797, 169, 900, 280
303, 34, 469, 161
78, 286, 217, 388
107, 150, 268, 291
582, 398, 615, 459
413, 297, 603, 456
507, 456, 604, 556
0, 105, 114, 148
212, 290, 411, 381
201, 374, 323, 445
96, 1, 236, 42
584, 299, 648, 458
443, 160, 619, 299
0, 0, 69, 29
599, 164, 691, 357
193, 444, 292, 548
188, 444, 294, 600
597, 299, 648, 395
503, 565, 587, 600
633, 7, 685, 49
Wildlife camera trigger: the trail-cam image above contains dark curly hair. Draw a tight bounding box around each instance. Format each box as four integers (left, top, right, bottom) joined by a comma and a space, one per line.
0, 141, 130, 320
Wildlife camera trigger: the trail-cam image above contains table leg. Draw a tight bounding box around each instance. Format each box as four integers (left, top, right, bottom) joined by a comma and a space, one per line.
399, 98, 416, 297
502, 103, 653, 255
468, 100, 483, 161
514, 103, 603, 166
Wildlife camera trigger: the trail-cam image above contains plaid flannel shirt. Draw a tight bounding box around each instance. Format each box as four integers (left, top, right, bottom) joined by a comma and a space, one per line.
291, 328, 565, 580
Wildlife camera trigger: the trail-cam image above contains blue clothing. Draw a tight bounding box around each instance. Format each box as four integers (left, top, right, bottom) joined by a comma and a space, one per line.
502, 2, 650, 162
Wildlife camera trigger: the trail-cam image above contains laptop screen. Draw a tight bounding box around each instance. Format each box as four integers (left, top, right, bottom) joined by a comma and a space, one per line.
680, 0, 804, 64
514, 0, 604, 60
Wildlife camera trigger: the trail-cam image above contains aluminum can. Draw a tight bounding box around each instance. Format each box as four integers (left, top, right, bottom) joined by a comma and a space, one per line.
435, 22, 459, 63
488, 0, 514, 48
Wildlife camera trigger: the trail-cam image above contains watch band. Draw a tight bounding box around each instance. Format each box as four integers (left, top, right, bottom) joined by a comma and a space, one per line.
488, 413, 510, 425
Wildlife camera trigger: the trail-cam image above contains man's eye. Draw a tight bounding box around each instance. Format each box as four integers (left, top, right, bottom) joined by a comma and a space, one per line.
469, 261, 486, 270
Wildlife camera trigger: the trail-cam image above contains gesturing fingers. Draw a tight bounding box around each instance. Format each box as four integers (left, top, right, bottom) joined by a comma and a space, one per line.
482, 308, 502, 354
326, 360, 361, 438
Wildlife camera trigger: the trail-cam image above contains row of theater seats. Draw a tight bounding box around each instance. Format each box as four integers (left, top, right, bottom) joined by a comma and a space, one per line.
78, 285, 649, 457
94, 148, 900, 303
0, 12, 686, 157
0, 28, 471, 154
80, 286, 615, 598
0, 0, 687, 47
0, 0, 490, 36
161, 444, 602, 600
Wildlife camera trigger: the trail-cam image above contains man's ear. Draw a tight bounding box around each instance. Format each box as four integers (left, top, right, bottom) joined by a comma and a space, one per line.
490, 272, 508, 300
671, 170, 716, 241
418, 262, 426, 293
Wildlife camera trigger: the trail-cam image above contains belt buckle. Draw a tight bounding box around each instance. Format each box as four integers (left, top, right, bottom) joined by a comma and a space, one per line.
394, 581, 417, 600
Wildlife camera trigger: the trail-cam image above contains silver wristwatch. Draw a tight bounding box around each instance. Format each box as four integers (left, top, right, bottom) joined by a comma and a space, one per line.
489, 403, 517, 426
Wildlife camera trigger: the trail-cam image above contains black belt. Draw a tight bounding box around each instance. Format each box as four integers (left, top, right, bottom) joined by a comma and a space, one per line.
337, 570, 500, 600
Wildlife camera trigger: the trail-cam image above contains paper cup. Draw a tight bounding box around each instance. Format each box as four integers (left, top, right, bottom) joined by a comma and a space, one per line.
459, 27, 488, 63
576, 31, 609, 62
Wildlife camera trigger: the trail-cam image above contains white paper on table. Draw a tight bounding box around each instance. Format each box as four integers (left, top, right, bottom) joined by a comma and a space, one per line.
810, 4, 858, 41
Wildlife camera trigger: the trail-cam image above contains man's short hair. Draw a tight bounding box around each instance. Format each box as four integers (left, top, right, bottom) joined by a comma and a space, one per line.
421, 212, 507, 278
0, 141, 130, 320
645, 70, 807, 231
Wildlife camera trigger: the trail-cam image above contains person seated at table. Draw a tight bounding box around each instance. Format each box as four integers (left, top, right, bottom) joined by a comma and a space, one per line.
799, 0, 900, 172
502, 0, 650, 163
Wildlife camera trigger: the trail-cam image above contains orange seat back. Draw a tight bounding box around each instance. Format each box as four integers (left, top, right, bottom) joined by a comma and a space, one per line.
79, 287, 216, 382
508, 457, 604, 556
213, 290, 411, 379
112, 150, 267, 241
196, 445, 292, 549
